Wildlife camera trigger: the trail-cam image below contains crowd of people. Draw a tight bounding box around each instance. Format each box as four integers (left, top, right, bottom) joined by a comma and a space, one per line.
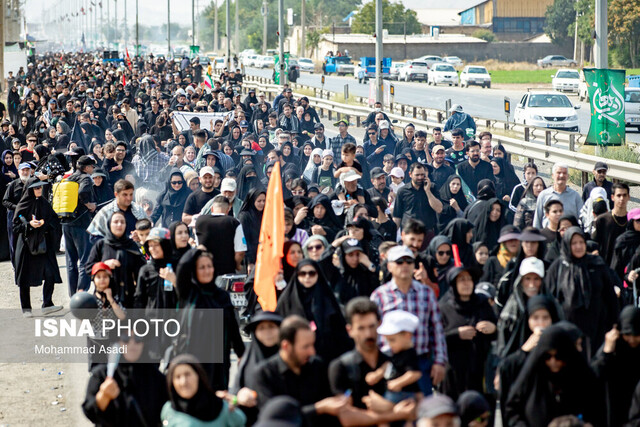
3, 51, 640, 426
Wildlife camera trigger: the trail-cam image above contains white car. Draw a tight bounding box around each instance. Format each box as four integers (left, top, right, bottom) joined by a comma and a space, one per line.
625, 88, 640, 131
389, 62, 404, 80
513, 91, 580, 132
415, 55, 443, 68
428, 62, 459, 86
242, 54, 258, 67
552, 69, 580, 93
578, 70, 589, 102
460, 65, 491, 88
255, 55, 275, 69
443, 56, 463, 67
298, 57, 314, 73
399, 60, 429, 82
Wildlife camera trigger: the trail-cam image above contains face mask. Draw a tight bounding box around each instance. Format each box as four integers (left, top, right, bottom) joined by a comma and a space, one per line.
39, 128, 45, 133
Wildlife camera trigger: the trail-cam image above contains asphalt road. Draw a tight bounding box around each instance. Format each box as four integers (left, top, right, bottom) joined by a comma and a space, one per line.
245, 67, 640, 144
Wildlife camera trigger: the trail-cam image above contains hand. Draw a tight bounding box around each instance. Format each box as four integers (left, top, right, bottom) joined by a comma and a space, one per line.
604, 326, 619, 353
502, 195, 511, 202
375, 146, 385, 154
311, 225, 326, 236
521, 327, 543, 352
414, 262, 428, 284
628, 270, 639, 282
458, 325, 477, 340
423, 176, 432, 192
365, 371, 381, 386
104, 259, 121, 270
388, 191, 396, 204
294, 207, 308, 224
29, 219, 44, 228
6, 171, 16, 179
104, 287, 114, 302
493, 373, 500, 393
449, 198, 460, 211
159, 267, 176, 285
386, 379, 402, 392
393, 399, 417, 420
236, 387, 258, 407
430, 363, 446, 386
99, 376, 120, 401
85, 202, 97, 212
359, 252, 372, 268
130, 230, 141, 243
314, 395, 350, 416
362, 390, 394, 413
38, 174, 49, 181
476, 321, 496, 335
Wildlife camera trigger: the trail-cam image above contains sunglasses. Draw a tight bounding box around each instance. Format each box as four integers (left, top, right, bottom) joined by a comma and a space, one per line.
437, 251, 452, 256
307, 244, 324, 251
297, 270, 318, 278
368, 132, 376, 136
171, 181, 183, 185
393, 258, 413, 265
27, 139, 37, 143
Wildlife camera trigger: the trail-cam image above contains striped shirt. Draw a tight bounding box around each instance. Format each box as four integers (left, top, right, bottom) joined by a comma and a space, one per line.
370, 279, 448, 366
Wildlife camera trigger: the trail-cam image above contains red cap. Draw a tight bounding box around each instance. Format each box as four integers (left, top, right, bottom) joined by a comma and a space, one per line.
91, 262, 112, 276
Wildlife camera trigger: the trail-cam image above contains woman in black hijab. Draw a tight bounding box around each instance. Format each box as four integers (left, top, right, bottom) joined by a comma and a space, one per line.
441, 218, 476, 269
91, 167, 114, 208
332, 238, 379, 307
544, 226, 619, 358
238, 188, 266, 265
307, 194, 342, 242
592, 306, 640, 427
13, 180, 62, 314
611, 214, 640, 281
116, 119, 135, 142
236, 164, 262, 201
226, 125, 242, 147
85, 211, 146, 308
150, 169, 191, 228
276, 259, 353, 363
169, 221, 192, 265
162, 354, 246, 426
466, 197, 506, 253
505, 324, 604, 426
491, 157, 520, 202
438, 175, 468, 232
134, 227, 176, 311
174, 248, 245, 391
438, 266, 497, 400
424, 235, 455, 299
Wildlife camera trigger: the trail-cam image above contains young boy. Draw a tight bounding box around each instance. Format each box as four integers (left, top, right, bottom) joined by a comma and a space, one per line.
541, 199, 564, 261
134, 218, 152, 260
366, 310, 423, 405
334, 142, 363, 179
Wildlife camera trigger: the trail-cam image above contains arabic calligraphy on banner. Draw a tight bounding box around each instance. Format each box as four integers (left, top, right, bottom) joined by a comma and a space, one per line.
584, 68, 626, 146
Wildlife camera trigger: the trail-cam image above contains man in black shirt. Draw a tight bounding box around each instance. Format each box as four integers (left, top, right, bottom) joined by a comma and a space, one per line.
429, 144, 455, 192
367, 167, 390, 201
427, 127, 452, 154
393, 163, 443, 235
444, 128, 466, 166
182, 166, 219, 224
456, 140, 494, 197
592, 182, 630, 266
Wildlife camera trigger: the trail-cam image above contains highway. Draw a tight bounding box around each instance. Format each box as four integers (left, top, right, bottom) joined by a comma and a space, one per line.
244, 67, 640, 144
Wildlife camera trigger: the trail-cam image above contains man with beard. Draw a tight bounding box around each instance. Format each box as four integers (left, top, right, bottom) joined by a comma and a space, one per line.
456, 140, 494, 197
367, 167, 390, 201
106, 142, 136, 184
429, 144, 456, 191
392, 163, 442, 238
182, 166, 219, 225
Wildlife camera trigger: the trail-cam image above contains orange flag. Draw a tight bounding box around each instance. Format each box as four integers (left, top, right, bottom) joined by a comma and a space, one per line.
254, 162, 284, 311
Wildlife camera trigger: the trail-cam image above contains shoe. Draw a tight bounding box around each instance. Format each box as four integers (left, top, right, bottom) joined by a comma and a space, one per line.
23, 310, 33, 318
42, 305, 63, 315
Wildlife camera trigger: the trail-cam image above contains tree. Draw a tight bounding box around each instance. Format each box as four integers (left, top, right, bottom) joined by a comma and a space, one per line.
609, 0, 640, 67
544, 0, 575, 45
472, 29, 496, 42
351, 0, 422, 35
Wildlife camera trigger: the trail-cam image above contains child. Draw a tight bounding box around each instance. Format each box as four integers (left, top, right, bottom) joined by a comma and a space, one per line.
389, 167, 405, 195
541, 199, 564, 260
473, 242, 490, 267
334, 142, 363, 179
134, 218, 152, 260
366, 310, 423, 406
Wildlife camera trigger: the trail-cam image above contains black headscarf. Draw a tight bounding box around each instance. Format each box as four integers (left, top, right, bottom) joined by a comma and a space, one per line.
14, 180, 59, 254
236, 165, 262, 201
307, 194, 342, 240
275, 259, 353, 362
166, 354, 223, 421
282, 241, 303, 283
0, 149, 17, 185
169, 221, 191, 265
441, 218, 476, 268
160, 168, 191, 209
468, 198, 505, 252
492, 157, 521, 199
556, 227, 596, 311
238, 188, 266, 264
117, 119, 135, 142
476, 179, 497, 200
440, 175, 469, 212
425, 235, 454, 297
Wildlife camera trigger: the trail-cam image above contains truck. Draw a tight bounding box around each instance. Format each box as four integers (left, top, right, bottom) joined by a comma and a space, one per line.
355, 57, 392, 84
322, 56, 356, 76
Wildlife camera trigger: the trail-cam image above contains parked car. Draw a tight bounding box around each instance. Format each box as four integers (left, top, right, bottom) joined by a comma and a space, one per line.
322, 56, 355, 76
460, 65, 491, 88
298, 57, 315, 73
399, 60, 429, 82
428, 62, 459, 86
578, 70, 589, 102
443, 56, 463, 67
552, 69, 580, 93
415, 55, 443, 68
513, 91, 580, 132
241, 54, 258, 67
197, 55, 211, 66
537, 55, 577, 68
625, 87, 640, 132
389, 62, 404, 80
255, 55, 275, 68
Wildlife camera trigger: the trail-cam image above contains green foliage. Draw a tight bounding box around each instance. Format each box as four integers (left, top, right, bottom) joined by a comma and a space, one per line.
351, 0, 421, 35
545, 0, 575, 45
472, 29, 496, 43
609, 0, 640, 68
574, 0, 594, 47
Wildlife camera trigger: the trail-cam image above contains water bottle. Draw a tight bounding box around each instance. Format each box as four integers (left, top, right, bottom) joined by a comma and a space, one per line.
164, 264, 174, 291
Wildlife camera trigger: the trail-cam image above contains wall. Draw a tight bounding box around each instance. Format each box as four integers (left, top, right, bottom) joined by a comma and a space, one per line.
315, 39, 573, 63
495, 0, 553, 18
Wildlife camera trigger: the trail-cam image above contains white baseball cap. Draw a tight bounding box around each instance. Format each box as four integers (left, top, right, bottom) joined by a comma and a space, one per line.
519, 257, 545, 278
377, 310, 419, 336
342, 170, 361, 182
389, 167, 405, 179
387, 245, 415, 263
199, 166, 215, 178
220, 178, 237, 192
378, 120, 390, 130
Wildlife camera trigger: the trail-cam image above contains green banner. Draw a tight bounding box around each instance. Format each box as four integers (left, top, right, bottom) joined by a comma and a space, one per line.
274, 53, 289, 85
584, 68, 626, 146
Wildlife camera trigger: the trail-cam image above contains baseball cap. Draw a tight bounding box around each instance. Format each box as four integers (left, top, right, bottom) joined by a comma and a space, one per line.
417, 395, 458, 420
628, 208, 640, 221
334, 119, 349, 127
377, 310, 419, 336
18, 163, 32, 170
199, 166, 215, 178
497, 225, 521, 243
146, 227, 171, 242
432, 144, 445, 154
389, 167, 405, 179
341, 238, 363, 255
475, 282, 497, 300
370, 167, 386, 179
449, 104, 464, 113
239, 120, 249, 128
91, 262, 112, 276
314, 123, 324, 130
519, 257, 545, 278
594, 161, 608, 171
378, 120, 390, 130
220, 178, 237, 192
77, 155, 96, 168
342, 170, 360, 182
387, 245, 415, 263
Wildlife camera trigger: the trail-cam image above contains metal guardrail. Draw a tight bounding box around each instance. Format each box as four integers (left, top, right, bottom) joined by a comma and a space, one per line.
240, 76, 640, 185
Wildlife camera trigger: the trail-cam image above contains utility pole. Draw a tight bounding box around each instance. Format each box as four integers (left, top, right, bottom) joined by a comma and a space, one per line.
191, 0, 195, 50
278, 0, 286, 85
262, 0, 267, 54
573, 4, 578, 61
226, 0, 231, 69
114, 0, 118, 48
375, 0, 383, 103
135, 0, 139, 56
167, 0, 171, 57
124, 0, 128, 48
0, 0, 4, 94
594, 0, 607, 68
234, 0, 239, 54
214, 0, 218, 52
107, 0, 110, 48
300, 0, 305, 57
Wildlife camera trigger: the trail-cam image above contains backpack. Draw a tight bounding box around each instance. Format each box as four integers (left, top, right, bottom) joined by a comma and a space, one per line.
51, 179, 79, 218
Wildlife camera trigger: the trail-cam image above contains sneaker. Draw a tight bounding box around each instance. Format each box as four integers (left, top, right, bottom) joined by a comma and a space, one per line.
42, 305, 63, 315
23, 310, 33, 318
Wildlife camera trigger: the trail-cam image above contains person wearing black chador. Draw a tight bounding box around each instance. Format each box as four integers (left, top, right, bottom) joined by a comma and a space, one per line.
505, 324, 605, 427
592, 306, 640, 427
150, 168, 191, 228
276, 259, 354, 363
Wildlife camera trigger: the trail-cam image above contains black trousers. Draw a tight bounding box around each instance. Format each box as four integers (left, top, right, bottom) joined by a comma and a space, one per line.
19, 279, 54, 310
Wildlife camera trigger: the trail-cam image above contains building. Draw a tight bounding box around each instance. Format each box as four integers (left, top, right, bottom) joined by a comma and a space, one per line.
459, 0, 555, 37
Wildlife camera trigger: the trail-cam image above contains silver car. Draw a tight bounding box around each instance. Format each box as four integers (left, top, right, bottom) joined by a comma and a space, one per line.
537, 55, 577, 68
